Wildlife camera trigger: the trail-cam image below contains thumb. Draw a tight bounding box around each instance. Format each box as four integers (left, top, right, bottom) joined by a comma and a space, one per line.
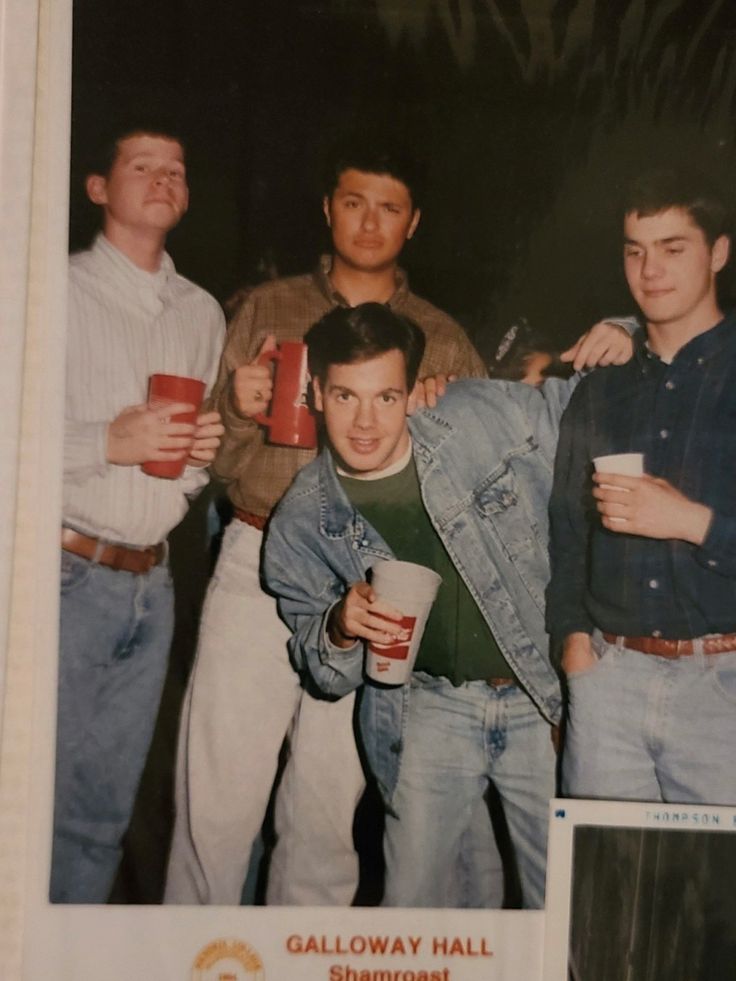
558, 342, 578, 364
254, 333, 277, 361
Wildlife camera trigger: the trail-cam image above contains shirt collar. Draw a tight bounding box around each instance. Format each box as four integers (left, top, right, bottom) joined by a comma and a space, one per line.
312, 254, 410, 308
635, 310, 736, 372
92, 233, 178, 312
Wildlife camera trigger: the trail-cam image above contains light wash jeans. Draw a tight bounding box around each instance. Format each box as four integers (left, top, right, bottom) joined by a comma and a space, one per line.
165, 519, 505, 906
51, 550, 173, 903
563, 632, 736, 804
382, 673, 556, 910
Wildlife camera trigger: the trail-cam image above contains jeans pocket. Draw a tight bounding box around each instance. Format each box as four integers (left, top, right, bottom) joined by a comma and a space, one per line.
707, 651, 736, 706
60, 550, 92, 594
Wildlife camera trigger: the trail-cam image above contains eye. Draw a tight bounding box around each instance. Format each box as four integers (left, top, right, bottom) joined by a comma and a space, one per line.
133, 163, 148, 173
665, 246, 684, 255
383, 204, 401, 214
624, 247, 642, 259
334, 391, 352, 403
380, 393, 397, 404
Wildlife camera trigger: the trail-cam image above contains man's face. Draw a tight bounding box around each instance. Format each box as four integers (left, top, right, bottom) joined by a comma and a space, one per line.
86, 134, 189, 236
313, 349, 411, 476
323, 168, 421, 274
623, 206, 728, 330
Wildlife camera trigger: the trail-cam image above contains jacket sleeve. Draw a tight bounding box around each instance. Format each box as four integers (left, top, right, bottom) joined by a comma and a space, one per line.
263, 514, 365, 698
545, 380, 597, 641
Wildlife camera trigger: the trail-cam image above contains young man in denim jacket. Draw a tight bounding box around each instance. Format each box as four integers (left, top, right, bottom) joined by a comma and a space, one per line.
263, 303, 633, 907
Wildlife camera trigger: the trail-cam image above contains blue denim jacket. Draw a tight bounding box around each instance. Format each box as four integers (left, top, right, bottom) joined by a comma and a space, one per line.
264, 377, 575, 807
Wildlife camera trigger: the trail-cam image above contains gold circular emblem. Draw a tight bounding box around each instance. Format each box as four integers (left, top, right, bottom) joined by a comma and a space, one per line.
192, 939, 265, 980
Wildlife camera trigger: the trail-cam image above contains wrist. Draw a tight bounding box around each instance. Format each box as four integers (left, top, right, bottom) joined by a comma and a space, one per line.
328, 609, 358, 649
686, 502, 712, 546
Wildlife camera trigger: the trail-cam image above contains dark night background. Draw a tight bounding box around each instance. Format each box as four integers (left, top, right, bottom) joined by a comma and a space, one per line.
69, 0, 736, 903
71, 0, 736, 364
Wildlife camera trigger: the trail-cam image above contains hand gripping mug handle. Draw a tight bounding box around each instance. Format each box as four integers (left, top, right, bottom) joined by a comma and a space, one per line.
252, 347, 281, 427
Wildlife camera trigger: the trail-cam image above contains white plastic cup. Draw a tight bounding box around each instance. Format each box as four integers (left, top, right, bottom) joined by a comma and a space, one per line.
593, 452, 644, 480
366, 560, 442, 686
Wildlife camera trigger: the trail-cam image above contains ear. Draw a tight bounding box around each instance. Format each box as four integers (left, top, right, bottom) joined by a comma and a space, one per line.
86, 174, 108, 206
712, 234, 730, 274
312, 375, 324, 412
322, 196, 331, 228
406, 208, 421, 241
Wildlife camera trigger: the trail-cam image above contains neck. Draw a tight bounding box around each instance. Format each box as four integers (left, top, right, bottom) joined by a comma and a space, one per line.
102, 222, 167, 272
646, 301, 723, 361
329, 257, 398, 306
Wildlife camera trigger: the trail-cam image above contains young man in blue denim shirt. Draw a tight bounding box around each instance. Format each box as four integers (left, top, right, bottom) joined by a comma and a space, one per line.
264, 302, 633, 908
548, 168, 736, 805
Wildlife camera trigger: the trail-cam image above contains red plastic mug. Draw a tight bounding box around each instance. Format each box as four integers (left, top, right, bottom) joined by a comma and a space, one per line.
253, 341, 317, 448
142, 373, 205, 479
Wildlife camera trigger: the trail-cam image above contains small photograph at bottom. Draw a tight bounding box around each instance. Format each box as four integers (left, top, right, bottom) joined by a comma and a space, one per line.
568, 825, 736, 981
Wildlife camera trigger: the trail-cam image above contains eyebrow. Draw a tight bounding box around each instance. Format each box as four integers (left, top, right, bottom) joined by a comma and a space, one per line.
624, 235, 689, 246
329, 384, 405, 396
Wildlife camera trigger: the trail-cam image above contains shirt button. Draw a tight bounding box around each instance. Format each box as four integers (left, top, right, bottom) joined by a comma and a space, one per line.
697, 357, 705, 366
652, 629, 662, 638
665, 380, 675, 391
708, 559, 718, 568
648, 579, 659, 589
659, 429, 669, 439
361, 539, 370, 547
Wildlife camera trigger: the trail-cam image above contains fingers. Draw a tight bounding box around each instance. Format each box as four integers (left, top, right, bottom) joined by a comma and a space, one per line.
561, 321, 632, 371
232, 361, 274, 416
339, 584, 405, 644
147, 400, 197, 419
421, 374, 448, 408
408, 381, 426, 413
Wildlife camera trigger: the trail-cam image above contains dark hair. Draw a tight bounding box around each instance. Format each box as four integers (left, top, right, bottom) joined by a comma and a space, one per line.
488, 318, 569, 383
85, 117, 187, 178
306, 303, 426, 390
622, 168, 730, 246
322, 132, 425, 210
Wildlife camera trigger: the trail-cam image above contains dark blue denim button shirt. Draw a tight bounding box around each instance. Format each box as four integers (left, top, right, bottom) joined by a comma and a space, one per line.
547, 313, 736, 642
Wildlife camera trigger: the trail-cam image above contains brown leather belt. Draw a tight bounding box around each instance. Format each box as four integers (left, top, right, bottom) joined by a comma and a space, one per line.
486, 677, 515, 688
61, 528, 166, 575
602, 632, 736, 658
234, 508, 269, 531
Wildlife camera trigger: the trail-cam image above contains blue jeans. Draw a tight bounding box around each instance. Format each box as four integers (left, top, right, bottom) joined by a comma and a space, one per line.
562, 632, 736, 804
51, 550, 173, 903
382, 674, 556, 909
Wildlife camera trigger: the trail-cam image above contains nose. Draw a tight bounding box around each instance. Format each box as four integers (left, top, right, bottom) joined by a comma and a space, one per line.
354, 398, 376, 429
152, 167, 171, 185
360, 206, 378, 231
640, 250, 662, 279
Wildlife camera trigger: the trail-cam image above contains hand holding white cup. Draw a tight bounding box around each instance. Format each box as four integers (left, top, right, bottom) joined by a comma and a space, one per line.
366, 560, 442, 686
593, 452, 644, 522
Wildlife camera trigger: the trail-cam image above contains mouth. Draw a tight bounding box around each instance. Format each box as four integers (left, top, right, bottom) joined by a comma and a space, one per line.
354, 239, 383, 249
348, 437, 381, 454
641, 288, 674, 298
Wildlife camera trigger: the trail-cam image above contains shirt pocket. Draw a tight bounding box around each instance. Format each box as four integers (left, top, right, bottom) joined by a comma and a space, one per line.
470, 465, 548, 608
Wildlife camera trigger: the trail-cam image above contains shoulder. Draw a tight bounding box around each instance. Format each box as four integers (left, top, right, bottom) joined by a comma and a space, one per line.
566, 360, 638, 411
245, 271, 319, 307
397, 289, 462, 335
270, 454, 323, 523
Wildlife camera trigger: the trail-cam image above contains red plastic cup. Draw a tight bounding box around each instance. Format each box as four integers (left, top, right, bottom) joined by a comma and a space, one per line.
142, 373, 205, 479
253, 341, 317, 448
